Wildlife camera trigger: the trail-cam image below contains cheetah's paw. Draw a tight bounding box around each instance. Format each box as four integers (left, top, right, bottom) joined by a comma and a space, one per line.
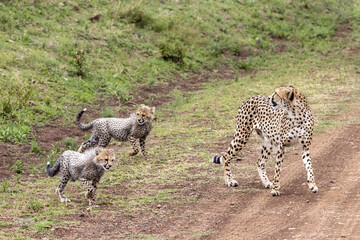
60, 198, 71, 203
270, 189, 280, 196
225, 179, 239, 187
128, 151, 139, 156
308, 183, 318, 193
263, 181, 273, 189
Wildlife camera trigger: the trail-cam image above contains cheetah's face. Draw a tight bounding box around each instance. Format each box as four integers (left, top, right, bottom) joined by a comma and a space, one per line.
95, 149, 115, 171
270, 85, 295, 110
136, 104, 155, 126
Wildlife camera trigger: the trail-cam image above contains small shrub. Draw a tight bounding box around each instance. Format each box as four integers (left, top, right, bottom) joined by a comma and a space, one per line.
232, 60, 253, 71
70, 49, 89, 77
30, 141, 42, 154
14, 174, 21, 183
47, 143, 63, 165
0, 82, 33, 120
10, 159, 24, 174
126, 8, 153, 28
108, 83, 131, 103
0, 123, 31, 143
27, 197, 44, 212
63, 137, 77, 151
159, 39, 185, 64
1, 179, 9, 193
229, 43, 242, 56
101, 108, 115, 118
210, 43, 222, 57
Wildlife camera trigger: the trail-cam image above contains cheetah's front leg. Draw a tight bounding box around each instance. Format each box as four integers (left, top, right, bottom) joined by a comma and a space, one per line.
271, 145, 284, 196
87, 179, 99, 207
139, 137, 148, 160
128, 136, 139, 156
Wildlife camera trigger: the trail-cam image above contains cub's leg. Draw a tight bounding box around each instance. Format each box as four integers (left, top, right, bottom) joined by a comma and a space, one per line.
128, 136, 139, 156
87, 179, 100, 206
97, 135, 111, 149
257, 143, 273, 188
301, 139, 318, 193
80, 179, 91, 198
57, 174, 71, 203
270, 145, 284, 196
78, 135, 98, 153
139, 137, 148, 159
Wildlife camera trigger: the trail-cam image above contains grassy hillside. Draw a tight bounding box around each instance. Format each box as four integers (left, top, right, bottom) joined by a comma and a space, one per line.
1, 0, 360, 239
1, 0, 359, 143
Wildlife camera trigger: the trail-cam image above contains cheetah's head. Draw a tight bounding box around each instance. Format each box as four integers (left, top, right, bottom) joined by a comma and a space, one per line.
270, 85, 296, 110
136, 104, 155, 126
95, 148, 115, 171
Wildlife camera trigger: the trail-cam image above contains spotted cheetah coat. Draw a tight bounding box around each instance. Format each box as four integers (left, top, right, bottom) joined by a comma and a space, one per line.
46, 148, 114, 205
76, 105, 154, 159
212, 85, 317, 196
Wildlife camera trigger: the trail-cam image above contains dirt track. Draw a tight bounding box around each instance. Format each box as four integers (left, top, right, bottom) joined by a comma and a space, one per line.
210, 124, 360, 240
1, 79, 359, 239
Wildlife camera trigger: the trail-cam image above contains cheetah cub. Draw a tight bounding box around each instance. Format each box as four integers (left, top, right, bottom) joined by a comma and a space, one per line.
76, 104, 155, 159
46, 148, 115, 206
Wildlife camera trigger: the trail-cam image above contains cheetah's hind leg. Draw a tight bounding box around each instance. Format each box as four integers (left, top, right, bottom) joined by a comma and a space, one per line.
57, 176, 71, 203
257, 144, 273, 188
78, 135, 99, 153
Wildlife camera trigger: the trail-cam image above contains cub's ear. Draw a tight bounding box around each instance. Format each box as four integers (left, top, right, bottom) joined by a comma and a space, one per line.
288, 89, 294, 101
95, 148, 103, 156
289, 84, 295, 88
139, 104, 145, 108
151, 107, 155, 114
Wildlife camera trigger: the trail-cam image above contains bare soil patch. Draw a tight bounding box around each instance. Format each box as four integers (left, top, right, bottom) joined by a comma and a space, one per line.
1, 68, 359, 239
210, 123, 360, 240
23, 122, 360, 240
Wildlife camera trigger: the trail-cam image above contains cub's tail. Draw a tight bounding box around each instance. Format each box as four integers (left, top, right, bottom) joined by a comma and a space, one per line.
76, 108, 94, 130
212, 155, 223, 164
46, 158, 61, 177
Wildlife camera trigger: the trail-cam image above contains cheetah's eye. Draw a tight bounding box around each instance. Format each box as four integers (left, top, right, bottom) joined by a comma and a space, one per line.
142, 114, 145, 117
105, 158, 108, 162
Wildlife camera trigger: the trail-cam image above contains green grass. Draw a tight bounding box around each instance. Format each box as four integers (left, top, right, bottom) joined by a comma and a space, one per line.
1, 0, 359, 142
1, 0, 360, 238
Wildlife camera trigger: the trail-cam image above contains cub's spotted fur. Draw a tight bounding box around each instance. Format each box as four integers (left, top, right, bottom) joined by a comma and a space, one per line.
213, 85, 317, 196
46, 148, 115, 206
76, 104, 155, 159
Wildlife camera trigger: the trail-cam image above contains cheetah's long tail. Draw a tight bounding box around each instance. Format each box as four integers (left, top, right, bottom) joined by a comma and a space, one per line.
76, 108, 94, 130
212, 155, 223, 164
46, 158, 60, 177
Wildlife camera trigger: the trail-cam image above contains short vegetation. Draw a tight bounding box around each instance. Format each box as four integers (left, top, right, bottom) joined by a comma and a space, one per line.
0, 0, 360, 238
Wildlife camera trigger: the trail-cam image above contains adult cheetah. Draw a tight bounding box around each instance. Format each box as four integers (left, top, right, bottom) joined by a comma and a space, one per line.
212, 85, 318, 196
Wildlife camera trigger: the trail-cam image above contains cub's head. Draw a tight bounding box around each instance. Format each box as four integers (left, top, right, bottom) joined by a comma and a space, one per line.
95, 148, 115, 171
270, 85, 298, 109
136, 104, 155, 126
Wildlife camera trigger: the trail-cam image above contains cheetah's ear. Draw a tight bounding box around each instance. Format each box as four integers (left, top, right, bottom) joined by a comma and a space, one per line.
95, 148, 103, 156
151, 107, 155, 115
289, 84, 295, 88
288, 89, 294, 101
139, 104, 145, 108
